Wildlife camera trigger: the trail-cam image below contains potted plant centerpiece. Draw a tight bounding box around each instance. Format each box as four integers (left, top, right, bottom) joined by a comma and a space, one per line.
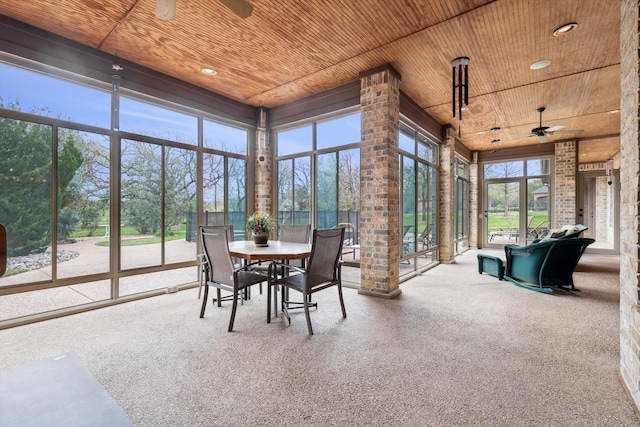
246, 212, 275, 246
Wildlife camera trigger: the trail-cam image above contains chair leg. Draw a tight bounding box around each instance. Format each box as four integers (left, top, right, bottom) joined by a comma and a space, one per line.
303, 291, 313, 335
228, 289, 240, 332
199, 285, 209, 318
267, 282, 272, 324
338, 283, 347, 318
216, 289, 222, 307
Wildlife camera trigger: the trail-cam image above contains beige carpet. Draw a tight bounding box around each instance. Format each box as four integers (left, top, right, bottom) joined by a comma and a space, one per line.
0, 250, 637, 426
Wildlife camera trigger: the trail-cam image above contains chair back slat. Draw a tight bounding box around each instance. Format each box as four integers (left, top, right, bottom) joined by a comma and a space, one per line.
306, 228, 344, 287
279, 224, 311, 243
200, 229, 234, 285
280, 224, 311, 268
200, 224, 234, 242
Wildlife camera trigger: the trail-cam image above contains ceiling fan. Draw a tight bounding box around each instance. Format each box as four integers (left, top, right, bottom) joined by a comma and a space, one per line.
156, 0, 253, 21
526, 107, 584, 143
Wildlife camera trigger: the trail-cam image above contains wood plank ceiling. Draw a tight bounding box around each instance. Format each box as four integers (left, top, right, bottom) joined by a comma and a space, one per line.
0, 0, 621, 162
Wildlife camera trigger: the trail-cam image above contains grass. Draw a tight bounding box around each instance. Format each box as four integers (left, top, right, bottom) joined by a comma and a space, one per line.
488, 211, 548, 231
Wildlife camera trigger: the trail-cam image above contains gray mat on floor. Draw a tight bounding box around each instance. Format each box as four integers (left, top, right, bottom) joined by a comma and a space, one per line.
0, 352, 132, 427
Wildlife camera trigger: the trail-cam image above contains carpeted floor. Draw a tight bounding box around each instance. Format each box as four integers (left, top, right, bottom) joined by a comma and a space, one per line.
0, 250, 637, 426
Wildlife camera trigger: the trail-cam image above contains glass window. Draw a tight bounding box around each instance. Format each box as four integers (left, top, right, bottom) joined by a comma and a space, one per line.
276, 125, 312, 156
317, 153, 338, 229
164, 147, 197, 264
228, 157, 247, 236
317, 112, 361, 150
119, 96, 197, 144
418, 136, 438, 164
276, 157, 311, 226
484, 161, 524, 179
402, 156, 416, 256
0, 62, 111, 128
527, 158, 550, 176
0, 119, 53, 286
203, 119, 247, 154
57, 129, 110, 278
120, 139, 162, 269
399, 128, 415, 154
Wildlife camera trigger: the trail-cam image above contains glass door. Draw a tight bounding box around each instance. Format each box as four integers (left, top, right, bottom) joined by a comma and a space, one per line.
577, 171, 619, 254
485, 181, 521, 245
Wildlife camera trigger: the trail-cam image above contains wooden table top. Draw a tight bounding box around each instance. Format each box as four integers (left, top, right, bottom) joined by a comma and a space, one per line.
227, 240, 311, 261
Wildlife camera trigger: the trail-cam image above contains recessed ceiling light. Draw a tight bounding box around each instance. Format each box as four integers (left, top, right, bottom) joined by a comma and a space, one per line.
553, 23, 578, 37
530, 60, 551, 70
608, 109, 620, 114
201, 67, 217, 75
476, 131, 486, 135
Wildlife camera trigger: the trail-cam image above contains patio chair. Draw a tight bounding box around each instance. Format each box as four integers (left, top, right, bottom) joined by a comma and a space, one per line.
503, 237, 595, 293
418, 223, 434, 249
197, 224, 234, 299
267, 227, 346, 335
199, 228, 267, 331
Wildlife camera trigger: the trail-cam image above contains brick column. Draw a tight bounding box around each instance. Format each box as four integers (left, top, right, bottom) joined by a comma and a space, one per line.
439, 127, 455, 262
554, 140, 577, 226
254, 108, 273, 234
358, 64, 401, 299
620, 0, 640, 410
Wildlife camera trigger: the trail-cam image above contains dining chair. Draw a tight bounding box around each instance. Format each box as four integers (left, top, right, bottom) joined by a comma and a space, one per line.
267, 227, 346, 335
197, 224, 234, 299
199, 228, 267, 331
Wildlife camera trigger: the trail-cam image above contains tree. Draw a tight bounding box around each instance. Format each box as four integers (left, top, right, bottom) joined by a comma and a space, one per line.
0, 102, 82, 255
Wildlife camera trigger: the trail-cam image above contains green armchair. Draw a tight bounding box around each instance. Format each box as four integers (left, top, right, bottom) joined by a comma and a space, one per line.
503, 237, 595, 293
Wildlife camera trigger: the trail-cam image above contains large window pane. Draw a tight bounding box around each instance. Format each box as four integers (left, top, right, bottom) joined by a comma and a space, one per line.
294, 157, 311, 225
317, 112, 361, 150
399, 128, 415, 154
203, 153, 225, 226
277, 159, 294, 226
120, 139, 162, 269
203, 119, 247, 155
0, 119, 53, 286
228, 158, 247, 238
317, 153, 338, 229
484, 161, 524, 179
119, 96, 197, 144
402, 156, 416, 256
58, 129, 110, 278
338, 148, 360, 243
277, 125, 312, 156
0, 62, 110, 128
165, 147, 197, 264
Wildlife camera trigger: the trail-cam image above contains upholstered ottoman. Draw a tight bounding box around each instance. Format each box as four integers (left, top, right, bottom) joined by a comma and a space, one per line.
477, 254, 505, 280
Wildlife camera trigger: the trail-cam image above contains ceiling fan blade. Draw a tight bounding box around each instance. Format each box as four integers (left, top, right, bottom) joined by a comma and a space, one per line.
156, 0, 176, 21
545, 125, 565, 133
219, 0, 253, 19
548, 129, 584, 135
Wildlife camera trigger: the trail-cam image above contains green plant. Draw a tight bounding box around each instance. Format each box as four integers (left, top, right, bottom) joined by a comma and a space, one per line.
246, 212, 275, 235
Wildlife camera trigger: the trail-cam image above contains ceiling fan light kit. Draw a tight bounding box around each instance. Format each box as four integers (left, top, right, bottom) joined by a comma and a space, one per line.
553, 22, 578, 37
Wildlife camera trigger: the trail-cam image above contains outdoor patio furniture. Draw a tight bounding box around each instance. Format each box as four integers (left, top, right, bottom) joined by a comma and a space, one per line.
199, 228, 267, 331
197, 224, 235, 299
503, 237, 595, 293
477, 253, 504, 280
267, 228, 346, 335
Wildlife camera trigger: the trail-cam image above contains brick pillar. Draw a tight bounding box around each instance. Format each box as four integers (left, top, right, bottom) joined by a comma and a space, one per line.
554, 140, 577, 226
469, 155, 479, 249
358, 64, 401, 299
620, 0, 640, 410
254, 108, 273, 234
439, 127, 455, 262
